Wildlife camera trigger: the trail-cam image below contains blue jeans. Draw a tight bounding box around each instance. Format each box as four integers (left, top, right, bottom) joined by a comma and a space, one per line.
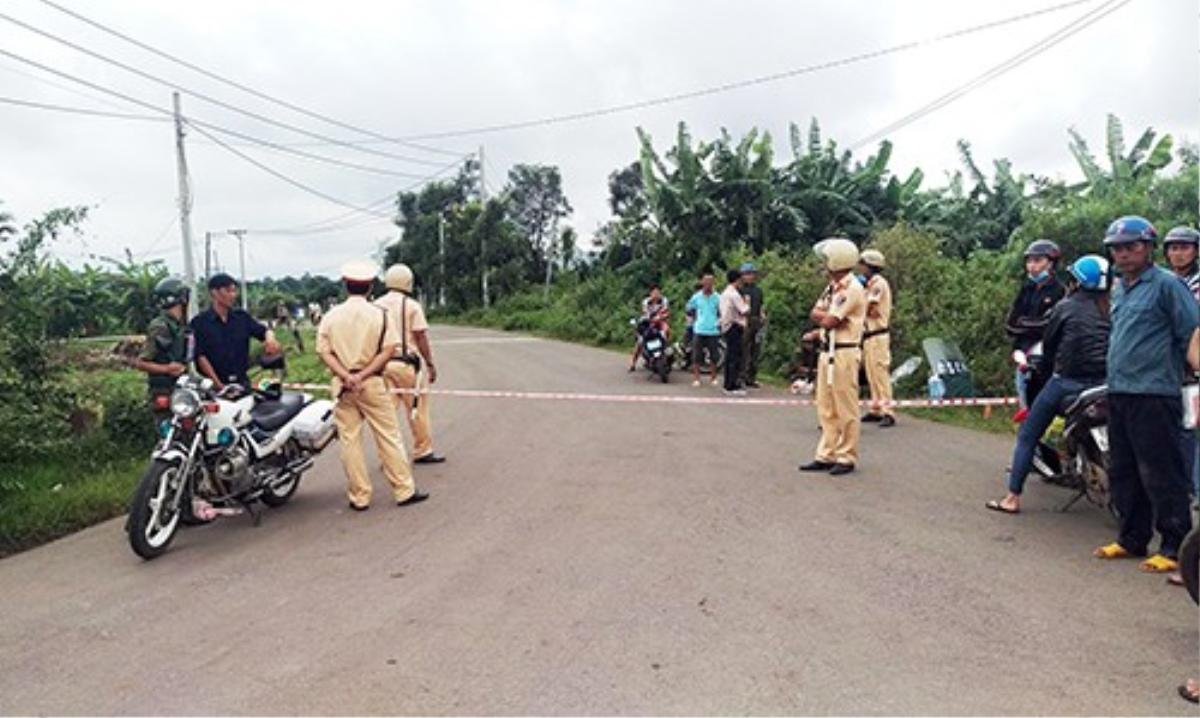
1007, 375, 1089, 495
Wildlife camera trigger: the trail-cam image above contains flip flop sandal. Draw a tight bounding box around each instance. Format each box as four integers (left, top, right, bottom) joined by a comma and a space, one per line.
1139, 554, 1179, 573
1167, 572, 1185, 586
985, 500, 1019, 515
1093, 542, 1136, 559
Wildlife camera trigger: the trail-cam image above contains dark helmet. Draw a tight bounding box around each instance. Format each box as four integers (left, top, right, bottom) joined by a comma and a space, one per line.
154, 276, 190, 310
1023, 239, 1062, 263
1164, 226, 1200, 247
1103, 215, 1158, 247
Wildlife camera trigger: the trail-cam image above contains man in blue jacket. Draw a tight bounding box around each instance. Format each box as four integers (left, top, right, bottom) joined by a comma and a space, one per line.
1094, 216, 1197, 573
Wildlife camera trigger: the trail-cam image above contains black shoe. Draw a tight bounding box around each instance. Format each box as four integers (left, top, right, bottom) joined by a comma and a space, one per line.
414, 453, 446, 465
879, 415, 896, 428
861, 413, 882, 423
829, 463, 856, 476
348, 502, 369, 512
799, 461, 835, 472
397, 491, 430, 507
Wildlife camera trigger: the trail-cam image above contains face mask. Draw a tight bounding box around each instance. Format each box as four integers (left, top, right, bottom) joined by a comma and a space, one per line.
1028, 270, 1050, 283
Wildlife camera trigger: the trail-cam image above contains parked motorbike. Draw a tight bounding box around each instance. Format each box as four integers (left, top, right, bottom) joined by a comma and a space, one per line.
631, 316, 673, 383
1013, 344, 1113, 516
674, 332, 725, 373
126, 356, 336, 560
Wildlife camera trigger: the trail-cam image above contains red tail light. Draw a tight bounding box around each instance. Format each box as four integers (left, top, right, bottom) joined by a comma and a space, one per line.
204, 403, 220, 414
153, 395, 171, 410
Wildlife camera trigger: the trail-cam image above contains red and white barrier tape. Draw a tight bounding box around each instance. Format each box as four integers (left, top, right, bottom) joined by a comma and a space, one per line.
282, 382, 1017, 409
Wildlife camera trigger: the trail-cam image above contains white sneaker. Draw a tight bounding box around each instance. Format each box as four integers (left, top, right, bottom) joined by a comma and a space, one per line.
691, 379, 701, 387
710, 377, 720, 386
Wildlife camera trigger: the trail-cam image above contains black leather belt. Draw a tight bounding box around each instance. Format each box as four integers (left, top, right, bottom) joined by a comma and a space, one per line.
863, 327, 890, 339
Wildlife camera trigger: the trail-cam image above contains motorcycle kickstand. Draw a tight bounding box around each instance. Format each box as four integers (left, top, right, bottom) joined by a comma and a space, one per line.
1057, 489, 1086, 513
241, 500, 263, 526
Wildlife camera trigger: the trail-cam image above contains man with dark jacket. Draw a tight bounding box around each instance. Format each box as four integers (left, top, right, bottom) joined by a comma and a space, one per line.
987, 255, 1111, 515
1006, 239, 1066, 408
1094, 216, 1197, 573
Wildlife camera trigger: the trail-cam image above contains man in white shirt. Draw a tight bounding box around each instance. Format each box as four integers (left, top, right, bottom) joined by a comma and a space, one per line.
719, 268, 750, 395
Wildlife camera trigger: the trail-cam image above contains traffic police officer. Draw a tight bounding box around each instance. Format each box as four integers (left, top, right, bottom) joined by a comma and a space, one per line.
858, 249, 895, 427
317, 260, 429, 511
798, 238, 867, 475
132, 277, 192, 427
376, 263, 446, 464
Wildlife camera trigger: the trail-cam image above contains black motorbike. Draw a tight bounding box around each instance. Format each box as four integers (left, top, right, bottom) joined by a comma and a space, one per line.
631, 317, 673, 383
1016, 345, 1113, 515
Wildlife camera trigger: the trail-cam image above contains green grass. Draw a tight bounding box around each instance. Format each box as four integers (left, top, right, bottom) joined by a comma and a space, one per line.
0, 449, 145, 558
900, 406, 1019, 435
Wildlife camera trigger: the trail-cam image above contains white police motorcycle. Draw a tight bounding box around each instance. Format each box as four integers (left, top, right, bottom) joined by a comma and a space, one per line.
126, 356, 336, 560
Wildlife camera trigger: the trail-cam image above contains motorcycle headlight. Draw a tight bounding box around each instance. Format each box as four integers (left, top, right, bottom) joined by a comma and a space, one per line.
170, 388, 201, 417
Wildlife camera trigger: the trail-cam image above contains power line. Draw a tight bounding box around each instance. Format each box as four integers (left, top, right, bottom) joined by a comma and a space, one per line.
0, 94, 166, 121
850, 0, 1131, 150
0, 49, 457, 179
186, 120, 394, 218
382, 0, 1103, 141
250, 155, 470, 235
0, 9, 449, 167
36, 0, 467, 159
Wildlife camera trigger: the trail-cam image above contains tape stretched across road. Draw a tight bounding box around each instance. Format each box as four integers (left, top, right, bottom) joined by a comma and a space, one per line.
282, 382, 1018, 409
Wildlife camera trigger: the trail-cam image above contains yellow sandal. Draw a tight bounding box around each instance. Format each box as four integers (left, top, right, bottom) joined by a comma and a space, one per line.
1140, 554, 1179, 573
1094, 542, 1136, 559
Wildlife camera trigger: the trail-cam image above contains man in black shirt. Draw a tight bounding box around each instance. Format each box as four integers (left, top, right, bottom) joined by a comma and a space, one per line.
191, 273, 282, 389
738, 262, 767, 388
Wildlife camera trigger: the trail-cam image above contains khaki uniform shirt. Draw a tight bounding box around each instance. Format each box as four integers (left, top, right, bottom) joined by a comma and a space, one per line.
813, 273, 866, 348
317, 296, 399, 395
865, 274, 892, 333
374, 291, 428, 358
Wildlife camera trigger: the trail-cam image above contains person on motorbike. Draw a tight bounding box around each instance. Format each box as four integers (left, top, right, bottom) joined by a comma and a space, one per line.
628, 284, 671, 372
1005, 239, 1066, 408
132, 277, 193, 427
987, 255, 1111, 515
1094, 216, 1197, 573
191, 273, 282, 391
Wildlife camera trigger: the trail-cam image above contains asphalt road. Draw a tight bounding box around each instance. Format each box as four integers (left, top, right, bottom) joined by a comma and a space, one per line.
0, 325, 1196, 715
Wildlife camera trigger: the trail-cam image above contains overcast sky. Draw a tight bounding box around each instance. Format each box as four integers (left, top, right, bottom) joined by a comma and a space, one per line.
1, 0, 1195, 279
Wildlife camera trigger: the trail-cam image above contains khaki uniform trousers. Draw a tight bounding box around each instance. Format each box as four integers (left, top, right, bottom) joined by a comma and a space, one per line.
383, 361, 434, 459
863, 334, 894, 417
335, 375, 414, 507
815, 348, 862, 466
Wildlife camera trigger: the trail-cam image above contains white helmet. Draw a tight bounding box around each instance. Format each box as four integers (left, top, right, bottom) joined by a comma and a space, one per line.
385, 263, 414, 292
813, 238, 859, 272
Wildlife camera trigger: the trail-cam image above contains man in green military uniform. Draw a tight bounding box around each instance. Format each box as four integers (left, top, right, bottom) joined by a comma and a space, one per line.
132, 277, 192, 427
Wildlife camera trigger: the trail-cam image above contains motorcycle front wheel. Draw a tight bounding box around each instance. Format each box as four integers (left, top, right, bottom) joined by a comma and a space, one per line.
1180, 525, 1199, 605
127, 459, 185, 560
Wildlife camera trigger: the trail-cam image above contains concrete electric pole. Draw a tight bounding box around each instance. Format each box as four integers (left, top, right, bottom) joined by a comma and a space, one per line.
172, 91, 197, 320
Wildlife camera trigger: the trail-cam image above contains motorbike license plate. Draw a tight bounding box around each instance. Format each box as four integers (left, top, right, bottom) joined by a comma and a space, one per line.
645, 339, 662, 351
1090, 426, 1109, 453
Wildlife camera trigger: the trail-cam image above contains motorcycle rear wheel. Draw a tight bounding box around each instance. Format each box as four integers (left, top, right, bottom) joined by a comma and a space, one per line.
127, 459, 184, 560
261, 440, 302, 507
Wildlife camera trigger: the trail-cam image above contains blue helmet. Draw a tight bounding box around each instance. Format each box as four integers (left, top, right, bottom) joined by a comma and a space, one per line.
1103, 216, 1158, 246
1069, 254, 1110, 291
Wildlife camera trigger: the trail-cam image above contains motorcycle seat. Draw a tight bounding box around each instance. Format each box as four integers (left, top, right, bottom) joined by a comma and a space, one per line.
251, 392, 308, 432
1063, 385, 1107, 417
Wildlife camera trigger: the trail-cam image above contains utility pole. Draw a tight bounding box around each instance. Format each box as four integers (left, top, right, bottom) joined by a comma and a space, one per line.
438, 212, 447, 308
227, 229, 248, 310
478, 145, 489, 308
172, 91, 197, 320
204, 231, 212, 284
